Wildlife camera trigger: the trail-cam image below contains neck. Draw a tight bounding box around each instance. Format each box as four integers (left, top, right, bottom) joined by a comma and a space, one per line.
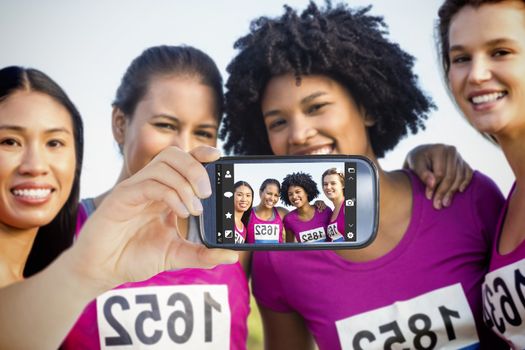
0, 224, 39, 284
331, 196, 344, 208
256, 204, 272, 214
297, 203, 313, 216
498, 133, 525, 188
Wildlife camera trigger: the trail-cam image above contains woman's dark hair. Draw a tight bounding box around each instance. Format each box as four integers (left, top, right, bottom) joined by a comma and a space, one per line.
234, 181, 254, 228
259, 178, 281, 194
0, 66, 83, 277
280, 172, 319, 206
220, 1, 434, 158
113, 45, 224, 121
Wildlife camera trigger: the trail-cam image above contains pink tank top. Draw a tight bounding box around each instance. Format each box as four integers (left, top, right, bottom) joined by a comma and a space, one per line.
246, 207, 284, 243
63, 201, 250, 350
235, 222, 246, 244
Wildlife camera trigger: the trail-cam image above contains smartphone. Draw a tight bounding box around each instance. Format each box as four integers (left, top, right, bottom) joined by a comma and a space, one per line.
200, 155, 378, 250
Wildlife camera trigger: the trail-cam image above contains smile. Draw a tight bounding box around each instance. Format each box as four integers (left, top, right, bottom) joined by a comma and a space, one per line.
469, 91, 507, 105
12, 188, 52, 199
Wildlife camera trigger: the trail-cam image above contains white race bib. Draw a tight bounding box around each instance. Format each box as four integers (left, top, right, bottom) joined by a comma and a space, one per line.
483, 258, 525, 348
336, 284, 479, 350
254, 223, 280, 242
299, 226, 326, 243
234, 231, 245, 244
327, 222, 343, 241
96, 285, 230, 350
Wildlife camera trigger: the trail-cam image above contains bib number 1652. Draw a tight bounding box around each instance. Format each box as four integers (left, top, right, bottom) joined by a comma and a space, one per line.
96, 284, 230, 349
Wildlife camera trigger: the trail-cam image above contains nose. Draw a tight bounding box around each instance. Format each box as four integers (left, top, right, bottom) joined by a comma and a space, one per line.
171, 130, 192, 152
18, 144, 49, 177
288, 116, 317, 145
467, 56, 491, 85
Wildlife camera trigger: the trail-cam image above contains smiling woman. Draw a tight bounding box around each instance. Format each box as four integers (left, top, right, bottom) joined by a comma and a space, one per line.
0, 66, 82, 282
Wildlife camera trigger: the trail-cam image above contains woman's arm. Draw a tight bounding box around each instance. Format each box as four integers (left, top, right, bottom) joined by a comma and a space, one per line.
0, 146, 238, 349
404, 143, 473, 209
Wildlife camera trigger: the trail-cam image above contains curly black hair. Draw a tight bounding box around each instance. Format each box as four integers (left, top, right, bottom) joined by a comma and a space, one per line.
220, 1, 434, 158
280, 172, 319, 206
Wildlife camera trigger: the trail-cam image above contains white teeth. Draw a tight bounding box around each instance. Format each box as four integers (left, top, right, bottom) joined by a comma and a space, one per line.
13, 188, 51, 199
306, 146, 332, 155
471, 92, 506, 104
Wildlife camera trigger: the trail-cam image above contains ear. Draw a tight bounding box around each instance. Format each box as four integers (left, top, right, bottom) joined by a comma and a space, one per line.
112, 107, 127, 146
360, 106, 376, 127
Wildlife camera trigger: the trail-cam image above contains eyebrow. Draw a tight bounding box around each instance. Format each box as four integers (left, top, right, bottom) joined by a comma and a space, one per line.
263, 91, 328, 118
153, 114, 218, 129
0, 125, 71, 134
449, 38, 519, 52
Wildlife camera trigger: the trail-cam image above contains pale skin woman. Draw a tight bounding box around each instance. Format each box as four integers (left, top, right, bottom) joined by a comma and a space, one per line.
446, 0, 525, 254
233, 182, 253, 241
0, 67, 236, 349
93, 63, 253, 270
322, 170, 345, 235
254, 180, 288, 242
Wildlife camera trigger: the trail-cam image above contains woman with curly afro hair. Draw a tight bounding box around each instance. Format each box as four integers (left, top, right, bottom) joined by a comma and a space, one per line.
224, 2, 506, 349
280, 172, 332, 243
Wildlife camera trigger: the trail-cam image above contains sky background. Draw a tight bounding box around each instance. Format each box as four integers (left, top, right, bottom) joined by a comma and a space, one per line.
0, 0, 514, 198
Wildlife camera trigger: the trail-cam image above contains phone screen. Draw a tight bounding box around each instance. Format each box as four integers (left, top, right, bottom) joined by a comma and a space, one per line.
202, 156, 378, 249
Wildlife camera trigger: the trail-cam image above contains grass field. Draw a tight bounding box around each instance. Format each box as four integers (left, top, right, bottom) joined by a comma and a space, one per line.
247, 295, 264, 350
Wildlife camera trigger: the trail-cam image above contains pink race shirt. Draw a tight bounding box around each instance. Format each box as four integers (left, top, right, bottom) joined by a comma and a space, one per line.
283, 207, 332, 243
252, 171, 506, 350
63, 204, 250, 350
246, 208, 284, 244
326, 203, 344, 242
482, 182, 525, 349
235, 222, 246, 244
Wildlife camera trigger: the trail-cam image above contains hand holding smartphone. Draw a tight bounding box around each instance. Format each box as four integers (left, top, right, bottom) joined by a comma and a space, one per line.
200, 155, 378, 250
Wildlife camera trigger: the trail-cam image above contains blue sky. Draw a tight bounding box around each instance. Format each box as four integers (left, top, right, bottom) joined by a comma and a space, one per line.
0, 0, 514, 197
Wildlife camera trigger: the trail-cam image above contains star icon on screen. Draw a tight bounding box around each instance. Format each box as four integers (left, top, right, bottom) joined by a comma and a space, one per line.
225, 212, 232, 219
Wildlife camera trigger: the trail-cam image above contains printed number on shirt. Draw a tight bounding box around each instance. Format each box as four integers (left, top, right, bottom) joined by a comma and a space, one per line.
235, 231, 245, 244
483, 259, 525, 348
299, 227, 326, 243
254, 224, 279, 241
327, 223, 343, 241
96, 285, 230, 350
336, 284, 479, 350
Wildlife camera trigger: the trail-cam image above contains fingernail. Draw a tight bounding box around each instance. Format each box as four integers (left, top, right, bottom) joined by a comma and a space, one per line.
443, 196, 451, 207
197, 178, 212, 197
426, 190, 433, 200
434, 199, 442, 210
192, 197, 203, 214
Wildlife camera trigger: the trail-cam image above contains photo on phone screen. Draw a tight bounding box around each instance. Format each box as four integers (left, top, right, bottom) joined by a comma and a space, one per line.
201, 156, 378, 250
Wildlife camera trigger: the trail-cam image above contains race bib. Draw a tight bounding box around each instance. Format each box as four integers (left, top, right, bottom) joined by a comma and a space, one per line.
299, 226, 326, 243
96, 285, 230, 350
235, 231, 245, 244
254, 223, 280, 243
336, 284, 479, 350
483, 259, 525, 348
327, 222, 344, 242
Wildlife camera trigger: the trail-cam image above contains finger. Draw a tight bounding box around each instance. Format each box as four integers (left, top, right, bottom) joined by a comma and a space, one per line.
120, 161, 204, 216
442, 162, 465, 208
167, 240, 238, 270
459, 163, 474, 192
106, 179, 192, 221
432, 149, 456, 210
153, 146, 220, 199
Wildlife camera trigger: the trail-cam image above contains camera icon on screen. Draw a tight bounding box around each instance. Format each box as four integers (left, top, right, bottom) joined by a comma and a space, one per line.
345, 199, 355, 207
